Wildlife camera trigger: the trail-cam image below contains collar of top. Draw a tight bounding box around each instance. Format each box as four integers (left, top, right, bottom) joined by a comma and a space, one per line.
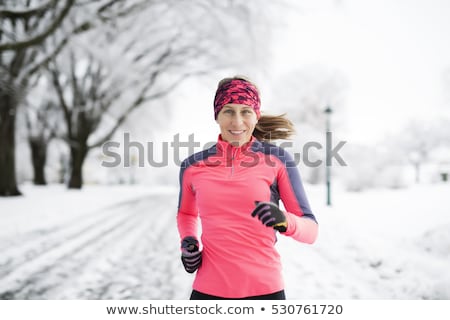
215, 134, 257, 157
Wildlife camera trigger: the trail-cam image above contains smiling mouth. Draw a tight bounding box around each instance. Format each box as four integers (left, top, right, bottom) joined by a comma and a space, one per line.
229, 130, 246, 136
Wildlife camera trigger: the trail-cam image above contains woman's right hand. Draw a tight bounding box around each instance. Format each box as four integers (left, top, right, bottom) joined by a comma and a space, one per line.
181, 236, 202, 273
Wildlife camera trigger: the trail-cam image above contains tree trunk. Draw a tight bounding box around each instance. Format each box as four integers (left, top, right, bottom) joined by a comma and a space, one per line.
58, 153, 68, 184
414, 162, 421, 184
29, 137, 48, 185
68, 143, 88, 189
0, 86, 22, 196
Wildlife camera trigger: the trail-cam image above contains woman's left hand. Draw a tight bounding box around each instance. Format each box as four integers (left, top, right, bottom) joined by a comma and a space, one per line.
251, 201, 288, 232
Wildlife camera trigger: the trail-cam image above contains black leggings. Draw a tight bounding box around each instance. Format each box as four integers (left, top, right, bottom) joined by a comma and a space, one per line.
190, 289, 286, 300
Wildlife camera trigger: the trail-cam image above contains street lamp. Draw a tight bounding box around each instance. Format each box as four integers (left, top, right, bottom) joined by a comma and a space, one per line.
324, 106, 333, 206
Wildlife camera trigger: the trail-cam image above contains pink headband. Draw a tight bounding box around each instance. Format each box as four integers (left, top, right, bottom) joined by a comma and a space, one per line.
213, 79, 261, 119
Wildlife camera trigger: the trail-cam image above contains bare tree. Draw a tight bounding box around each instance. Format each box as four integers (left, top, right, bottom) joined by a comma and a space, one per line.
48, 51, 120, 188
0, 0, 76, 195
0, 0, 166, 195
393, 119, 450, 183
0, 0, 168, 195
0, 0, 95, 195
24, 96, 60, 185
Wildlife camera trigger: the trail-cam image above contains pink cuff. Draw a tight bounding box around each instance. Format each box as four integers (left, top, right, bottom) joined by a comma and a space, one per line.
284, 212, 318, 244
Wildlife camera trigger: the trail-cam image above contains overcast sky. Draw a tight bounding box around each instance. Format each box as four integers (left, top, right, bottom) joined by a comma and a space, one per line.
264, 0, 450, 143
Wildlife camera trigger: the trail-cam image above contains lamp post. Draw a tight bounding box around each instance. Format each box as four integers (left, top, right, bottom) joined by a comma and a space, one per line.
324, 106, 333, 206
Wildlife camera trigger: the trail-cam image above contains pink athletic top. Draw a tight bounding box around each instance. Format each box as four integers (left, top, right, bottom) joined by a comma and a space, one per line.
177, 135, 318, 298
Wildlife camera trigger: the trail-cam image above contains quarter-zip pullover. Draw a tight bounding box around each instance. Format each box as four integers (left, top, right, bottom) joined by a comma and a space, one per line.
177, 135, 318, 298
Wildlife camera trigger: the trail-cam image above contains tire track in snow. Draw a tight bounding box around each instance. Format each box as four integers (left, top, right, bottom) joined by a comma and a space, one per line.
0, 196, 147, 277
49, 194, 179, 299
0, 196, 162, 299
0, 195, 149, 253
73, 194, 181, 299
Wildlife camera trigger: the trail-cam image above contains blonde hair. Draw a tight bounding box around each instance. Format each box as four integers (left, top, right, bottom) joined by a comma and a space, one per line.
217, 75, 295, 142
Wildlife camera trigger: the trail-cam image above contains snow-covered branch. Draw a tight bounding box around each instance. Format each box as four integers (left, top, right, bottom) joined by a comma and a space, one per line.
0, 0, 58, 20
0, 0, 75, 51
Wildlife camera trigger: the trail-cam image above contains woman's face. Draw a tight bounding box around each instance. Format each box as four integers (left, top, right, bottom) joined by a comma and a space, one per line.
216, 104, 258, 146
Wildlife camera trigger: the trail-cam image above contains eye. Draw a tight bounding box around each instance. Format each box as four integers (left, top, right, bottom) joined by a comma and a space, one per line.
223, 109, 233, 114
242, 109, 253, 114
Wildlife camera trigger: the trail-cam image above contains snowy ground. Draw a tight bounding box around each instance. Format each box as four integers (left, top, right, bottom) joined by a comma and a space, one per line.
0, 182, 449, 300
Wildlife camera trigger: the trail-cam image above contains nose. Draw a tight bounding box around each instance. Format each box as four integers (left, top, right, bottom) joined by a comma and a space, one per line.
231, 112, 244, 125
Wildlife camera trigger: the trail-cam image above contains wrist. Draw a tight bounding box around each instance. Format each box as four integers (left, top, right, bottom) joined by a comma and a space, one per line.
273, 214, 288, 232
281, 212, 295, 235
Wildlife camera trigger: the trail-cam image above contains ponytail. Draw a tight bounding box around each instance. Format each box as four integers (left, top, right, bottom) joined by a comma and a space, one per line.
253, 113, 295, 142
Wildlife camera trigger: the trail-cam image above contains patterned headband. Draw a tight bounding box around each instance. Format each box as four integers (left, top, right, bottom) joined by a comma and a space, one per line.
213, 79, 261, 119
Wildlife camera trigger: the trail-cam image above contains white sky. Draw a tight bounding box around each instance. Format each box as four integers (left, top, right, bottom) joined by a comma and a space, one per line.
266, 0, 450, 143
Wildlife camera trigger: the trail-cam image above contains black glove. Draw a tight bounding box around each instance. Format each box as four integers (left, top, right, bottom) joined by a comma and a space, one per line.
251, 201, 288, 232
181, 236, 202, 273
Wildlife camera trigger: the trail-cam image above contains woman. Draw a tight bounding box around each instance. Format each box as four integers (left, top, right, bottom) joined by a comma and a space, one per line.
177, 76, 318, 300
